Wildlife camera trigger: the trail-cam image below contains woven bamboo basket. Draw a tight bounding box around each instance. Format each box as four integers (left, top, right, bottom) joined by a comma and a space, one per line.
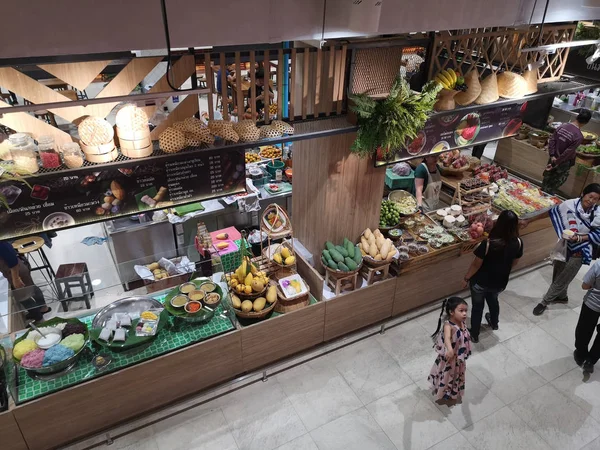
80, 142, 118, 163
439, 165, 470, 176
323, 261, 362, 278
362, 255, 393, 268
233, 297, 278, 319
275, 283, 310, 313
262, 240, 295, 268
231, 284, 268, 301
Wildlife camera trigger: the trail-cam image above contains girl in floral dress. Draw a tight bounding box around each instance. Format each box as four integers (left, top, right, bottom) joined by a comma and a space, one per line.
428, 297, 472, 403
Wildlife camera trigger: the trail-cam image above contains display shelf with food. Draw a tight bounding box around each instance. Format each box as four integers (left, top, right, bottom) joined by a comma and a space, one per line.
492, 177, 561, 219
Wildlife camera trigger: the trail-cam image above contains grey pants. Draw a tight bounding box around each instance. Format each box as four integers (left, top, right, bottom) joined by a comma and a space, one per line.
542, 257, 583, 305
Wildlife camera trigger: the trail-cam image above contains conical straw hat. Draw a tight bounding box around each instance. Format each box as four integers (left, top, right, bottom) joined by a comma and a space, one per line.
522, 62, 540, 95
497, 71, 528, 99
475, 73, 499, 105
455, 71, 482, 106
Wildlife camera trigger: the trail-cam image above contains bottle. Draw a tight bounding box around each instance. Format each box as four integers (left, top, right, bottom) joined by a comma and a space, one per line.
37, 135, 61, 169
61, 142, 84, 168
9, 133, 39, 173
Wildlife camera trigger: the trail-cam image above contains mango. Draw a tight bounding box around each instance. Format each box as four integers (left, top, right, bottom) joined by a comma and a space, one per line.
216, 233, 229, 240
266, 285, 277, 303
231, 294, 242, 309
244, 285, 253, 294
236, 284, 245, 293
284, 256, 296, 265
368, 243, 378, 258
253, 297, 267, 311
344, 257, 358, 271
325, 241, 335, 251
244, 272, 253, 286
335, 245, 349, 258
281, 247, 291, 259
241, 300, 253, 312
364, 228, 373, 240
251, 279, 264, 292
337, 262, 350, 271
273, 253, 283, 264
329, 248, 344, 263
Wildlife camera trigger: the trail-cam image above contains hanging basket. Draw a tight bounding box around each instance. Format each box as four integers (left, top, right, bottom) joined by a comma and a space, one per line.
261, 204, 292, 238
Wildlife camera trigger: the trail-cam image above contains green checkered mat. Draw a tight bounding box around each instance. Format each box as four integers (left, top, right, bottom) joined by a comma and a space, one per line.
219, 239, 250, 274
16, 294, 235, 404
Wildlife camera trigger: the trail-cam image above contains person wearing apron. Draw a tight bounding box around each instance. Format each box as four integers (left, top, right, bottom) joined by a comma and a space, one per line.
415, 155, 442, 212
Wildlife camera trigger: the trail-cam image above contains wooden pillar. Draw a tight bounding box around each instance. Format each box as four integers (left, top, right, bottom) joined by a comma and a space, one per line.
292, 131, 386, 259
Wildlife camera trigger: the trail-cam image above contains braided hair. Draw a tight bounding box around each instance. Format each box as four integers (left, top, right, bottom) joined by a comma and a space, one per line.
431, 296, 468, 340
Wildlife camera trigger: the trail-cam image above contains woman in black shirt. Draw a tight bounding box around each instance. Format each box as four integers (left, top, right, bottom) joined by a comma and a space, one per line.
461, 210, 523, 342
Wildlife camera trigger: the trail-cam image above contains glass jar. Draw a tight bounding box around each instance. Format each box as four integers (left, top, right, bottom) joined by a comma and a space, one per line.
61, 142, 84, 169
37, 135, 61, 169
9, 133, 39, 174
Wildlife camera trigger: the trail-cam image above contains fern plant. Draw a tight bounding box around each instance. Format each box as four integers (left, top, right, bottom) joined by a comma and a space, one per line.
349, 75, 441, 159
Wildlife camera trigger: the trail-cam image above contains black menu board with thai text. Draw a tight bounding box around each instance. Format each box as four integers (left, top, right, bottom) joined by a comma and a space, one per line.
374, 101, 527, 167
0, 147, 246, 240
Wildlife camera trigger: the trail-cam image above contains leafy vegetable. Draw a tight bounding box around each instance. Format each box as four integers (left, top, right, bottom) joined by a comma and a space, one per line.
575, 23, 600, 58
577, 144, 600, 155
349, 76, 441, 159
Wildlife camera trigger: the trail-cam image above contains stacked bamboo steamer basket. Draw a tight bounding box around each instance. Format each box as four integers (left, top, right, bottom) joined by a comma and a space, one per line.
115, 104, 152, 158
78, 116, 118, 163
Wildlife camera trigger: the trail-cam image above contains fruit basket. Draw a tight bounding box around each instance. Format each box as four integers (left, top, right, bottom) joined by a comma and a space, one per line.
231, 283, 279, 319
358, 228, 397, 268
262, 240, 296, 268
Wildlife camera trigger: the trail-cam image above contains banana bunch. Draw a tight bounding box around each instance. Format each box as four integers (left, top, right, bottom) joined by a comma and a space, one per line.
226, 257, 270, 295
435, 69, 459, 90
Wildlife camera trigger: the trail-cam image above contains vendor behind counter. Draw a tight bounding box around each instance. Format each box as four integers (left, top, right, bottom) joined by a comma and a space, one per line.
414, 155, 442, 212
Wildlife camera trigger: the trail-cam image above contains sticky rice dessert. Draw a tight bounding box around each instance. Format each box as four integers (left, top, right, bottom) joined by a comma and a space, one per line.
21, 349, 46, 368
42, 345, 74, 366
60, 333, 85, 352
13, 339, 38, 360
113, 329, 127, 342
62, 322, 86, 338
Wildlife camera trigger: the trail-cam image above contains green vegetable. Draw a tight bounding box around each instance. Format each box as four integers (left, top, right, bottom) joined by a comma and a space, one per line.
325, 241, 335, 252
349, 76, 441, 159
353, 248, 363, 265
327, 258, 338, 270
335, 245, 349, 258
329, 248, 344, 263
344, 257, 358, 271
380, 200, 401, 227
345, 239, 355, 258
337, 262, 350, 272
578, 144, 600, 155
322, 249, 331, 261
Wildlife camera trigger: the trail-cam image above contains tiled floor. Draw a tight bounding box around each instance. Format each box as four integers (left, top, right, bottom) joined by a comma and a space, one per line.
68, 263, 600, 450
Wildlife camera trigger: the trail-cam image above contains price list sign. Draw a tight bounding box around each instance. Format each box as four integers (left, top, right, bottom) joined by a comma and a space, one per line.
0, 147, 246, 240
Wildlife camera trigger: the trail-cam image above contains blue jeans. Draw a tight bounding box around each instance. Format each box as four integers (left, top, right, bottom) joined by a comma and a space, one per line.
470, 283, 502, 338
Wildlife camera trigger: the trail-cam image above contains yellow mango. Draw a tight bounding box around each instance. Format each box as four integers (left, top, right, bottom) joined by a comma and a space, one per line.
284, 256, 296, 265
253, 297, 267, 311
244, 272, 253, 286
374, 254, 383, 261
369, 243, 378, 258
241, 300, 253, 312
380, 241, 391, 259
231, 294, 242, 309
251, 279, 264, 292
373, 229, 382, 239
360, 236, 369, 249
281, 247, 291, 259
273, 253, 283, 264
266, 285, 277, 303
386, 249, 396, 260
364, 228, 373, 240
244, 285, 253, 294
235, 284, 245, 293
368, 235, 376, 246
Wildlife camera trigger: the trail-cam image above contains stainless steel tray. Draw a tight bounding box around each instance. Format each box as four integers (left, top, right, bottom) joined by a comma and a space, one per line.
92, 296, 163, 328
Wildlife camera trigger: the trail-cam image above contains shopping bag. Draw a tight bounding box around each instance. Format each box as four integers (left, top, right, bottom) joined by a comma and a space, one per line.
549, 239, 567, 262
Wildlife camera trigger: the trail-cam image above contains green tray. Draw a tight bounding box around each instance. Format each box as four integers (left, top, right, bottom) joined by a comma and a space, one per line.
163, 278, 223, 323
173, 202, 205, 215
89, 309, 169, 350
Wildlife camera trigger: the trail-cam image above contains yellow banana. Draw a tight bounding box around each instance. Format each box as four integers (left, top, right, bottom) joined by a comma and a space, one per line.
437, 71, 452, 87
445, 69, 457, 85
435, 75, 449, 89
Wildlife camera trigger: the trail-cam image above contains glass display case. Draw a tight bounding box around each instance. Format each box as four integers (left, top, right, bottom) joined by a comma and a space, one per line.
0, 242, 242, 406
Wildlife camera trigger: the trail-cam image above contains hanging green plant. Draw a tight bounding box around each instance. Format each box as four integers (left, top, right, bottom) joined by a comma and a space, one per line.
349, 75, 441, 159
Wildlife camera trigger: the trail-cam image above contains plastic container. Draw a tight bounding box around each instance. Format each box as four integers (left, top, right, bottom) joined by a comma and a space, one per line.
61, 142, 84, 168
37, 135, 61, 169
266, 160, 285, 177
9, 133, 39, 173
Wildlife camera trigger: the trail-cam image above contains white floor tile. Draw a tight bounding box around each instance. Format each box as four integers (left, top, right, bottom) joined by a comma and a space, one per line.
274, 434, 318, 450
153, 407, 238, 450
433, 371, 505, 430
366, 384, 458, 450
552, 368, 600, 423
425, 432, 475, 450
538, 309, 581, 349
479, 299, 533, 342
503, 326, 578, 381
582, 436, 600, 450
468, 343, 546, 404
104, 427, 158, 450
461, 406, 549, 450
509, 384, 600, 450
220, 381, 306, 450
325, 338, 414, 405
309, 408, 396, 450
275, 360, 362, 432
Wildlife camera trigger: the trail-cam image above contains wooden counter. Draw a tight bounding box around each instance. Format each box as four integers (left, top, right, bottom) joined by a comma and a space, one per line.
494, 137, 588, 198
0, 410, 27, 450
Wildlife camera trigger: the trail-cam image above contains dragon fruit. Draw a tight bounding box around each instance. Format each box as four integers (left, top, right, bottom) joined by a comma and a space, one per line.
462, 126, 478, 141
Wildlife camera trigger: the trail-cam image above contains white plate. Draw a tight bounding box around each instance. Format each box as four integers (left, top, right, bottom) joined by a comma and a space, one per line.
278, 274, 308, 298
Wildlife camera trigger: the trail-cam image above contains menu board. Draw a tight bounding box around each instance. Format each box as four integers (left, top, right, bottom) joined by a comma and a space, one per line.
0, 147, 246, 240
374, 101, 527, 167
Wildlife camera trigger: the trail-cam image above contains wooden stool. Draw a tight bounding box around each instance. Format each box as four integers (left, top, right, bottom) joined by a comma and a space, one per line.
55, 263, 94, 311
360, 263, 390, 286
12, 237, 57, 294
325, 269, 359, 296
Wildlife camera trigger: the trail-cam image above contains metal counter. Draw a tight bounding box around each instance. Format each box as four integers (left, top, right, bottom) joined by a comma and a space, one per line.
103, 186, 292, 288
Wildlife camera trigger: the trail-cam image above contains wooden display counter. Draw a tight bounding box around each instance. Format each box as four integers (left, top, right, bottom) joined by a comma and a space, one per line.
494, 137, 588, 198
0, 409, 27, 450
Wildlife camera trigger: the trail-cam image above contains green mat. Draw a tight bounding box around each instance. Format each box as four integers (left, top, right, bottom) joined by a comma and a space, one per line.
173, 202, 205, 215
